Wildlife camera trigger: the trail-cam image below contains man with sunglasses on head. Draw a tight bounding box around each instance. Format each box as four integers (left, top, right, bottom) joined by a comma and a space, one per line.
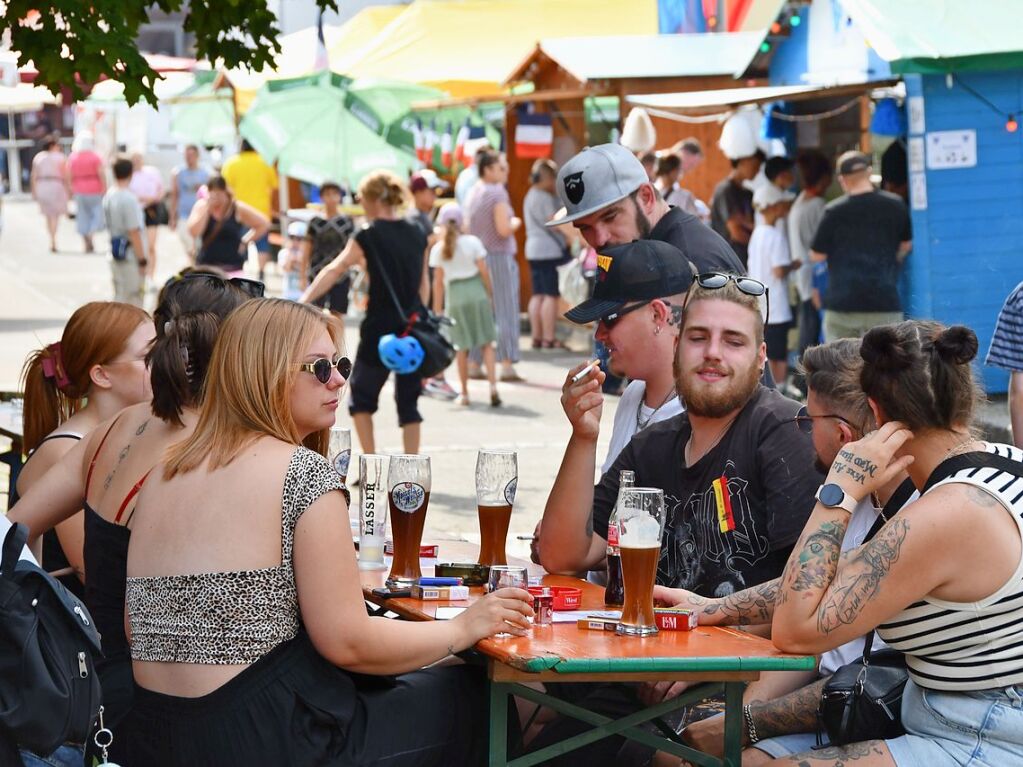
649, 338, 915, 765
531, 273, 821, 765
548, 142, 743, 275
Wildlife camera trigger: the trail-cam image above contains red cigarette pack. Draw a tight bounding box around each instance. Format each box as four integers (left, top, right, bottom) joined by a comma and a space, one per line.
654, 608, 697, 631
383, 542, 439, 558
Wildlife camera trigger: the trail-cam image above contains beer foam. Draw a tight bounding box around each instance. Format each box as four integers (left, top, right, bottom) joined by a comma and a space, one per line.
618, 533, 660, 549
620, 515, 661, 548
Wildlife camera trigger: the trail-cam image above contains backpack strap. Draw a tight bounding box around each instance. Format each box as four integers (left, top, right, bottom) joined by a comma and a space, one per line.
1, 523, 28, 580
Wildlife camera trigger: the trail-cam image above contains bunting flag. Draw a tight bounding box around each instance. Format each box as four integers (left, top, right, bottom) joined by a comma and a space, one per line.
514, 110, 553, 159
462, 125, 489, 163
712, 476, 736, 534
425, 119, 439, 167
412, 119, 427, 164
313, 10, 329, 71
454, 119, 471, 166
440, 122, 454, 169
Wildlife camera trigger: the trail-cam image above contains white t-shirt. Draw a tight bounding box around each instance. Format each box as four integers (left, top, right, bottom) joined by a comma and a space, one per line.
747, 223, 793, 325
429, 234, 487, 284
601, 380, 685, 476
817, 490, 918, 674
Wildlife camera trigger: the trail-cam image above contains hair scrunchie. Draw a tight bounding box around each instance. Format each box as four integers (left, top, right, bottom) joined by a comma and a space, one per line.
40, 341, 71, 391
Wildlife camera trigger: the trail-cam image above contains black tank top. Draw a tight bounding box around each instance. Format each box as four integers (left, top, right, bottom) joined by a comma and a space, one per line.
83, 503, 131, 657
197, 203, 246, 271
13, 433, 86, 601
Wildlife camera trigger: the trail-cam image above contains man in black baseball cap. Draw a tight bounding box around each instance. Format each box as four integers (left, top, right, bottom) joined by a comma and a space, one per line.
550, 143, 745, 275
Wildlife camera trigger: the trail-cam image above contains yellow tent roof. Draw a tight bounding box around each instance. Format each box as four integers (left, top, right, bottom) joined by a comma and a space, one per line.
328, 5, 407, 66
334, 0, 659, 97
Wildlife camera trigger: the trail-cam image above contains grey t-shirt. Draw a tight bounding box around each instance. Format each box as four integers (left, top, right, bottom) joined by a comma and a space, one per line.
523, 187, 565, 261
103, 187, 147, 261
788, 193, 826, 302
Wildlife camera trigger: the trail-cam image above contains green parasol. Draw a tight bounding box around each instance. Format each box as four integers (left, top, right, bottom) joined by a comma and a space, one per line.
239, 71, 419, 187
166, 72, 237, 147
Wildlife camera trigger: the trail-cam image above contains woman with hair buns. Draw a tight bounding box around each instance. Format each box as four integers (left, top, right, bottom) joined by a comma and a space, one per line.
16, 301, 152, 599
766, 320, 1023, 766
8, 274, 255, 763
301, 169, 429, 456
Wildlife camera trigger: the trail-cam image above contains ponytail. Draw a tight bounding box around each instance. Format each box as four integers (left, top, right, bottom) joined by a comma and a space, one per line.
148, 312, 224, 426
21, 343, 74, 453
442, 221, 458, 261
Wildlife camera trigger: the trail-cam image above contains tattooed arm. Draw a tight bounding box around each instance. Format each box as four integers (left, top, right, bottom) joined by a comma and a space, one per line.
654, 579, 782, 625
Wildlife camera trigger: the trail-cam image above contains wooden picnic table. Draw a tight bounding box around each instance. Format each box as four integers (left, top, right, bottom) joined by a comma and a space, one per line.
360, 539, 814, 767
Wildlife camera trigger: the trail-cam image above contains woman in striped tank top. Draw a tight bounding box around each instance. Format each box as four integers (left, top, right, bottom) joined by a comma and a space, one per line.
769, 320, 1023, 766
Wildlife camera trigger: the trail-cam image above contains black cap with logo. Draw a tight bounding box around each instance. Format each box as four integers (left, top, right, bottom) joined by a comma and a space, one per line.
565, 240, 695, 324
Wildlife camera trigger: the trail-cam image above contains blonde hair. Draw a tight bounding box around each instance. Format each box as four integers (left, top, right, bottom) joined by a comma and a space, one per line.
358, 170, 408, 209
163, 299, 341, 478
441, 221, 458, 261
683, 279, 764, 345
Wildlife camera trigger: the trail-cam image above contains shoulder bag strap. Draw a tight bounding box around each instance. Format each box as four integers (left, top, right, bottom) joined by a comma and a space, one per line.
364, 224, 412, 322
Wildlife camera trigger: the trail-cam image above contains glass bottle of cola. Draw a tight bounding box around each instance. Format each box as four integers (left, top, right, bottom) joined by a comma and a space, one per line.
604, 469, 634, 606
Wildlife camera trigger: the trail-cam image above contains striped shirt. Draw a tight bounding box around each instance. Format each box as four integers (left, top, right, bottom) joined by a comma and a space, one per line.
877, 443, 1023, 691
986, 281, 1023, 371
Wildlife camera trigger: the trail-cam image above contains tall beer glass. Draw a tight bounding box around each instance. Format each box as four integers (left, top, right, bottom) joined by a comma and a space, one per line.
475, 450, 517, 565
328, 427, 352, 484
616, 488, 665, 637
386, 455, 431, 587
357, 454, 388, 571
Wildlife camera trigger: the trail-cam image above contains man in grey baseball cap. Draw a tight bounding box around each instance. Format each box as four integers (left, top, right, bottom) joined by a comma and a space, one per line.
549, 142, 745, 275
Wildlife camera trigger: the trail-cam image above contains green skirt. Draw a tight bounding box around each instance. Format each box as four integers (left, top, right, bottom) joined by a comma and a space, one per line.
446, 275, 497, 351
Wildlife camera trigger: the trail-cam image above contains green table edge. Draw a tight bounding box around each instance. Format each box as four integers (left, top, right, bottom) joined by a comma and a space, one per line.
516, 654, 818, 674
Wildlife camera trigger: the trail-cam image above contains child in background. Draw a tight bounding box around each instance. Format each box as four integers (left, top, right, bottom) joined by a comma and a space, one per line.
280, 220, 306, 300
749, 184, 799, 388
429, 203, 500, 407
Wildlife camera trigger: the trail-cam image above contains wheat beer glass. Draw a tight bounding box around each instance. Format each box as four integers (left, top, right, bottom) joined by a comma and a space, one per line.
475, 450, 517, 565
386, 455, 431, 587
357, 454, 388, 571
327, 427, 352, 484
616, 488, 666, 637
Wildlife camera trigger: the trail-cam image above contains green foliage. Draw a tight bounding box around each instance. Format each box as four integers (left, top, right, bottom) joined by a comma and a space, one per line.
3, 0, 339, 105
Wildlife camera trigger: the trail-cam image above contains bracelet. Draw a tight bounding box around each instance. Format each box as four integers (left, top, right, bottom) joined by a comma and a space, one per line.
743, 703, 760, 745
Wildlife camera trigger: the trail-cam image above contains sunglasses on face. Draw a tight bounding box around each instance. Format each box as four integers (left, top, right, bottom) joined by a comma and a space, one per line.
792, 405, 858, 435
300, 355, 352, 384
599, 300, 652, 329
690, 272, 769, 325
168, 272, 266, 298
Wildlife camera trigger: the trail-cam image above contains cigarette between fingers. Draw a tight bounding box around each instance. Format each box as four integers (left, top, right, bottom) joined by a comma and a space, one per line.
571, 361, 600, 384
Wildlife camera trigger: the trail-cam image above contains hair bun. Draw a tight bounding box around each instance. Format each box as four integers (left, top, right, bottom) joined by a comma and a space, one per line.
860, 325, 913, 371
934, 325, 978, 365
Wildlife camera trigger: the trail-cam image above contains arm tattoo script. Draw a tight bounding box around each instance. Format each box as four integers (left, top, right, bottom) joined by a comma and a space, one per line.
703, 579, 780, 625
817, 518, 910, 634
749, 675, 830, 741
831, 447, 878, 487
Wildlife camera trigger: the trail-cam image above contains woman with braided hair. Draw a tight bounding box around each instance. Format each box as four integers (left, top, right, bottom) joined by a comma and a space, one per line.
9, 274, 255, 764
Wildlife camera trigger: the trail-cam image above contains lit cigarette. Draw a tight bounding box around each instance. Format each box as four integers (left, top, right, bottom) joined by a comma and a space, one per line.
571, 361, 600, 384
516, 534, 536, 540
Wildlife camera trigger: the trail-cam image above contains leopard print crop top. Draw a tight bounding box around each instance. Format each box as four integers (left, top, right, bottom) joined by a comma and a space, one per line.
125, 448, 343, 665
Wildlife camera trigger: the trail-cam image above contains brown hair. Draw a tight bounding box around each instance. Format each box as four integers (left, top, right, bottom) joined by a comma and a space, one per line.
441, 221, 458, 261
656, 153, 681, 177
21, 302, 150, 452
163, 299, 342, 478
476, 149, 501, 177
859, 321, 984, 432
683, 279, 764, 345
357, 170, 407, 208
800, 339, 873, 430
149, 275, 252, 426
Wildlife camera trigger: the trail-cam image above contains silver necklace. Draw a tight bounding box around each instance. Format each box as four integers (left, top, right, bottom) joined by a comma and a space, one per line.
636, 386, 678, 432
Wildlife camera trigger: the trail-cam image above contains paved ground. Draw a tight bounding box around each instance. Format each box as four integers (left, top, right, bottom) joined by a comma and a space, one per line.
0, 197, 614, 560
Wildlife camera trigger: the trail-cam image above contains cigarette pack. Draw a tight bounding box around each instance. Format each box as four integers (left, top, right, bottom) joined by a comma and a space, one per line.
654, 608, 698, 631
577, 617, 620, 632
384, 542, 439, 558
411, 584, 470, 601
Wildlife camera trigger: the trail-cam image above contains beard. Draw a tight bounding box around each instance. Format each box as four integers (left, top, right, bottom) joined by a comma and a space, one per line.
634, 202, 652, 239
677, 355, 762, 418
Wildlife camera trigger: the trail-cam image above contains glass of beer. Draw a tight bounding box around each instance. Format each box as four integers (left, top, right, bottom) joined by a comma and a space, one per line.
328, 427, 352, 484
475, 449, 517, 565
386, 454, 431, 587
616, 488, 666, 637
357, 454, 388, 571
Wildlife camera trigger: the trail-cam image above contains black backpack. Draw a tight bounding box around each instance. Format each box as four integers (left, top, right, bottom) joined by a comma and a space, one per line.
0, 523, 103, 755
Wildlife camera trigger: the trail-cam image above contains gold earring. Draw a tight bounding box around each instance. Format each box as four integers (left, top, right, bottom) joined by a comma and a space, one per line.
654, 325, 661, 336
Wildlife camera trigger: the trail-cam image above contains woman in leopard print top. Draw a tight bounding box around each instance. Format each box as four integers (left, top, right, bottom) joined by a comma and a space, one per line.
124, 298, 534, 766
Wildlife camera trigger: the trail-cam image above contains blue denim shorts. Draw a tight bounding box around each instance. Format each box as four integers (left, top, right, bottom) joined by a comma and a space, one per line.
887, 678, 1023, 766
19, 744, 85, 767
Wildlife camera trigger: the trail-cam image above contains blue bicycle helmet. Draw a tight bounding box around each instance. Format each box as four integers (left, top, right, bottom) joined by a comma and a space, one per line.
377, 333, 425, 374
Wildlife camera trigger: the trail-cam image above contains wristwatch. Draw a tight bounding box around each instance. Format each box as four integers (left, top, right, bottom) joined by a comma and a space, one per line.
815, 483, 857, 513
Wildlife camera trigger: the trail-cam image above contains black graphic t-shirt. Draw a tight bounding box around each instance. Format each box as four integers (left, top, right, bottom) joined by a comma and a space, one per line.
307, 214, 356, 279
593, 386, 822, 596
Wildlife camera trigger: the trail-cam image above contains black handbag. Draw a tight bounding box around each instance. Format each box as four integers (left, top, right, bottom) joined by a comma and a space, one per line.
817, 478, 917, 746
368, 228, 455, 379
0, 523, 103, 755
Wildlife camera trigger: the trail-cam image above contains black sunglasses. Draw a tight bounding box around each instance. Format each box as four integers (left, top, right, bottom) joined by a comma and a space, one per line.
690, 272, 769, 325
300, 355, 352, 384
168, 271, 266, 298
792, 405, 858, 435
599, 300, 652, 328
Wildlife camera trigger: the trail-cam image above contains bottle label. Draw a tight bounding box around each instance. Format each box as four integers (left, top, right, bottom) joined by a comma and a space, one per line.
504, 477, 518, 506
606, 521, 619, 555
391, 482, 425, 513
332, 449, 351, 478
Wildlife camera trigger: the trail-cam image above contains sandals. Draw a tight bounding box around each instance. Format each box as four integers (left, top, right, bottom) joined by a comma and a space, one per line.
531, 338, 543, 350
541, 339, 566, 350
455, 394, 470, 407
490, 391, 502, 408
